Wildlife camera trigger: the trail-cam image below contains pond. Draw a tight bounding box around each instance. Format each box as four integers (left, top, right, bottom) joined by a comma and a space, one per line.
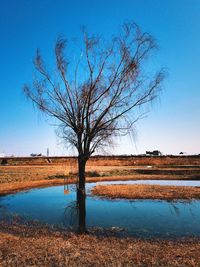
1, 180, 200, 238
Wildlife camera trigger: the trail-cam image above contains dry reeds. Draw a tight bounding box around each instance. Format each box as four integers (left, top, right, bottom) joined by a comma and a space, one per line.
92, 184, 200, 200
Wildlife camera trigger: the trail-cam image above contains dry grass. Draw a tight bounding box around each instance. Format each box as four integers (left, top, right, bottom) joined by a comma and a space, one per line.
1, 164, 199, 184
0, 175, 168, 196
0, 163, 200, 196
92, 184, 200, 200
3, 174, 200, 196
0, 179, 71, 196
0, 165, 71, 184
0, 222, 200, 267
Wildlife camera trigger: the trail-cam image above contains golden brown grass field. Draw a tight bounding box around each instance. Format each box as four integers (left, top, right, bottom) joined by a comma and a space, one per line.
92, 184, 200, 200
1, 155, 200, 266
1, 222, 200, 267
1, 155, 200, 195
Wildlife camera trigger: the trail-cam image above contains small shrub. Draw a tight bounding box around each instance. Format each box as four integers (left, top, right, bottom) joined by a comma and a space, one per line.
1, 159, 8, 165
85, 171, 101, 177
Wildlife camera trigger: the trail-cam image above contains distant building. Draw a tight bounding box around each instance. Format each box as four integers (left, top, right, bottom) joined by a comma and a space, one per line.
30, 153, 42, 157
146, 150, 162, 156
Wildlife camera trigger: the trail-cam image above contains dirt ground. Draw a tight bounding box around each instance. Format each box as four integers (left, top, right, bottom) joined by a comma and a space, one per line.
0, 222, 200, 267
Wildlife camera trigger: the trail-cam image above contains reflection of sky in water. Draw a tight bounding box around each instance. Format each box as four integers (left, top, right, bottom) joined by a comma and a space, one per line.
0, 180, 200, 238
90, 180, 200, 187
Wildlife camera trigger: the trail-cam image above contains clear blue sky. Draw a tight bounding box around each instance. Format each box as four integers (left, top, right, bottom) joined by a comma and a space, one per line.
0, 0, 200, 156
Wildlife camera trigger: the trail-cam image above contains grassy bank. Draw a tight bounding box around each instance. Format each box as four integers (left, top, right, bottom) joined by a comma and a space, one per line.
92, 184, 200, 200
0, 222, 200, 267
3, 174, 200, 197
1, 163, 200, 196
0, 179, 70, 196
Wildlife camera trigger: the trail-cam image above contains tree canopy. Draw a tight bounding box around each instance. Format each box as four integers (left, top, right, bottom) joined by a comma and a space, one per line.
24, 22, 165, 199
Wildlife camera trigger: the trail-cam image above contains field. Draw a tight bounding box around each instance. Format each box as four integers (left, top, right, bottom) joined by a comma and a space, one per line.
1, 155, 200, 266
1, 155, 200, 195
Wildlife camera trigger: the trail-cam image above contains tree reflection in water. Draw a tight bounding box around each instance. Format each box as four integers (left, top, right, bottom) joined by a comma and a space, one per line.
1, 182, 200, 237
77, 190, 87, 233
63, 189, 200, 235
63, 190, 86, 233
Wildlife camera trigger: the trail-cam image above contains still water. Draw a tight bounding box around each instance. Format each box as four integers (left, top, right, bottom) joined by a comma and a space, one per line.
1, 180, 200, 238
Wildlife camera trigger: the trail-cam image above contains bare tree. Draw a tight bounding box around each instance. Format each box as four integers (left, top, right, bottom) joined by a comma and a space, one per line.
24, 22, 164, 199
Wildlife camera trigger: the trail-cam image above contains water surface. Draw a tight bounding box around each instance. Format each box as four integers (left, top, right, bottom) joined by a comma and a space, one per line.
1, 180, 200, 238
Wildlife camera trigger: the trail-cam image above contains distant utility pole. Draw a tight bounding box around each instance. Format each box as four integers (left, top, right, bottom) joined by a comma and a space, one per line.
47, 148, 49, 157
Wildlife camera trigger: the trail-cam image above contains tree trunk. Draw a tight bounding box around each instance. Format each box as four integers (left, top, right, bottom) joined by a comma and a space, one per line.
77, 156, 86, 194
